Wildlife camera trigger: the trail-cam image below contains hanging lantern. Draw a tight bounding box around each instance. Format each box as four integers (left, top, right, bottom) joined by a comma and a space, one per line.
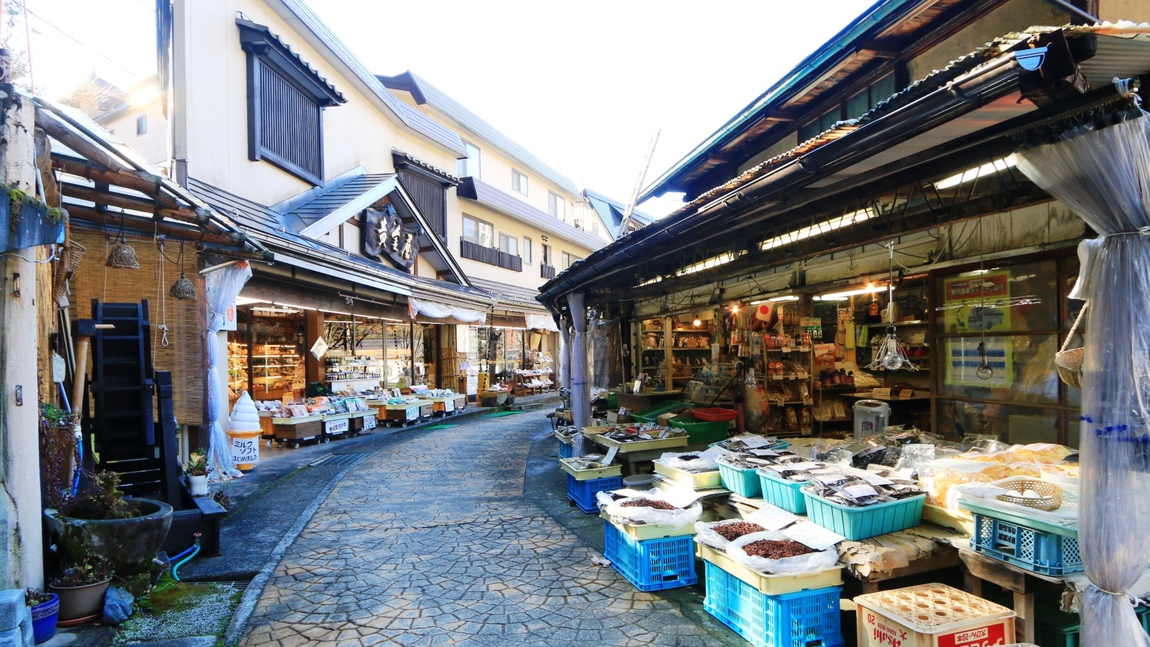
169, 272, 197, 300
106, 236, 140, 269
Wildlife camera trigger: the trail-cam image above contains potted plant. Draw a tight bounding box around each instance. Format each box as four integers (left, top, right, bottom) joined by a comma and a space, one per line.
186, 452, 208, 497
47, 559, 112, 624
26, 589, 59, 643
43, 471, 173, 589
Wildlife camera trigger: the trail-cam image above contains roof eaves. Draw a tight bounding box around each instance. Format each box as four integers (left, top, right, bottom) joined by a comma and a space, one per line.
458, 178, 605, 251
391, 148, 460, 185
269, 0, 467, 157
379, 71, 580, 196
639, 0, 929, 201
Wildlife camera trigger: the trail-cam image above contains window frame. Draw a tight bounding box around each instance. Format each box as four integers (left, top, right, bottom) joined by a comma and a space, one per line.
542, 243, 553, 267
462, 214, 494, 247
498, 232, 519, 256
512, 169, 528, 196
523, 237, 533, 265
136, 114, 147, 136
458, 140, 481, 178
239, 19, 344, 186
548, 191, 564, 219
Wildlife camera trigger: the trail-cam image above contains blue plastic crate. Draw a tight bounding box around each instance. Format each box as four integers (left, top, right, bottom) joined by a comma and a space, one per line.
558, 441, 574, 459
718, 462, 762, 497
971, 512, 1082, 576
802, 490, 924, 540
758, 469, 809, 514
703, 562, 843, 647
603, 522, 697, 592
567, 474, 621, 514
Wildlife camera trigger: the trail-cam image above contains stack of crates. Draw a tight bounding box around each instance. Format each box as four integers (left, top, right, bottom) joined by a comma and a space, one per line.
559, 458, 622, 514
962, 498, 1082, 576
603, 522, 697, 592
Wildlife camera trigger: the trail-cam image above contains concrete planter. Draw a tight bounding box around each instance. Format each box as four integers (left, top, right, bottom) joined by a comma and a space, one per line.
44, 499, 174, 577
0, 186, 66, 253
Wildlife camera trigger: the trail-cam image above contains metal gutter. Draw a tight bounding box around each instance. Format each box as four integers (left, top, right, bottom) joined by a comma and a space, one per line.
538, 48, 1029, 310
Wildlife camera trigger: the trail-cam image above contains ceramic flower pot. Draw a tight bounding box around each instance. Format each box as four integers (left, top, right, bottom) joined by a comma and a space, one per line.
50, 578, 110, 623
30, 593, 59, 643
188, 474, 208, 497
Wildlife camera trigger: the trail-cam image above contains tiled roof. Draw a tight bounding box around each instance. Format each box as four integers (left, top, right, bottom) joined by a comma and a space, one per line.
378, 71, 580, 196
457, 178, 605, 251
672, 37, 1012, 216
582, 189, 654, 239
392, 149, 459, 185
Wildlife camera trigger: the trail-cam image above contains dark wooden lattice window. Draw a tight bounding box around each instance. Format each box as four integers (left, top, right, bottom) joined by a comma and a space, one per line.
239, 18, 345, 186
397, 169, 446, 240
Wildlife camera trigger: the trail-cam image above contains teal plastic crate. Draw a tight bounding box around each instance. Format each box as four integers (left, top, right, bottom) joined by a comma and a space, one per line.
669, 415, 730, 444
757, 469, 808, 514
718, 461, 762, 497
970, 512, 1082, 576
801, 490, 925, 540
604, 522, 697, 591
632, 401, 694, 423
703, 562, 843, 647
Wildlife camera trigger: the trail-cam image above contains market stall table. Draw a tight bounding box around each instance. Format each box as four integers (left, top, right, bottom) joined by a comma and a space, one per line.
958, 545, 1066, 644
271, 414, 323, 448
615, 390, 683, 412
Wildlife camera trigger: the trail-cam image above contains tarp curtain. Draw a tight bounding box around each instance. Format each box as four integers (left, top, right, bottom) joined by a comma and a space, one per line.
1015, 100, 1150, 647
525, 313, 560, 332
205, 261, 252, 481
568, 292, 590, 455
407, 297, 486, 323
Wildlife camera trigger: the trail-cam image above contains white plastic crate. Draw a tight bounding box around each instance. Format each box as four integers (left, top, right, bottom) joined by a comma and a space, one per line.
855, 583, 1015, 647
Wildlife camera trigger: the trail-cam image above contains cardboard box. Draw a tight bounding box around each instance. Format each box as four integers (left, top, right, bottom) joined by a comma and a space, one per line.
607, 411, 632, 423
657, 412, 680, 426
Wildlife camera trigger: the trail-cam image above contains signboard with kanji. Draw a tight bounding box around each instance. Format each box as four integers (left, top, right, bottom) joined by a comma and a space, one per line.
364, 204, 417, 271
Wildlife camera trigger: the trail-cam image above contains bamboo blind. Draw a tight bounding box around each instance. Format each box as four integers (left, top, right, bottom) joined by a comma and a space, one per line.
70, 230, 206, 425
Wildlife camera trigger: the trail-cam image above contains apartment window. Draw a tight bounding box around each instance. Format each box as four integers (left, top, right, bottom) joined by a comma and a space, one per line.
463, 214, 494, 247
548, 191, 564, 219
512, 169, 528, 196
561, 252, 581, 269
239, 19, 344, 186
542, 244, 553, 266
523, 237, 533, 265
136, 114, 147, 136
498, 233, 518, 256
457, 141, 481, 178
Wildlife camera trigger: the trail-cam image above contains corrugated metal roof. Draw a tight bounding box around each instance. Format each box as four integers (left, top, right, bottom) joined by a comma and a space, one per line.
378, 71, 580, 196
468, 277, 548, 311
282, 173, 394, 233
457, 178, 605, 251
582, 189, 654, 239
270, 0, 467, 157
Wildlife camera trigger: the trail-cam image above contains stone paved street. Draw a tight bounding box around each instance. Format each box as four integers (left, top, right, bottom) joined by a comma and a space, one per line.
239, 409, 729, 646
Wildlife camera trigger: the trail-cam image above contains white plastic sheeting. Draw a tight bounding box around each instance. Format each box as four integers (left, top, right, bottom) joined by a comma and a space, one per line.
525, 313, 559, 331
406, 297, 487, 323
1016, 106, 1150, 647
569, 292, 590, 455
205, 261, 252, 481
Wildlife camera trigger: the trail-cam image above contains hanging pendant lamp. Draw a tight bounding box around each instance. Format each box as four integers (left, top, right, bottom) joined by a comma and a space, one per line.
168, 242, 196, 300
867, 241, 917, 372
106, 235, 140, 269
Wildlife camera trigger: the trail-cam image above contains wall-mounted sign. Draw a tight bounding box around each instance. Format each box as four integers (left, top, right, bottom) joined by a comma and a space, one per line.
364, 204, 416, 271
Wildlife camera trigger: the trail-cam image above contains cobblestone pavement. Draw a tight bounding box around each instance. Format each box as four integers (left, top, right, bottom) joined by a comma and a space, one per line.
239, 411, 721, 647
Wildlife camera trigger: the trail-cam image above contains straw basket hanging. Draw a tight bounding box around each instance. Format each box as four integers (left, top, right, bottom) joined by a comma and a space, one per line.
1055, 304, 1087, 389
51, 240, 86, 303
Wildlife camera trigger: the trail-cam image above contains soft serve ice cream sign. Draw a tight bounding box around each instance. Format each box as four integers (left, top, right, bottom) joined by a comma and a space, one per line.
228, 392, 263, 469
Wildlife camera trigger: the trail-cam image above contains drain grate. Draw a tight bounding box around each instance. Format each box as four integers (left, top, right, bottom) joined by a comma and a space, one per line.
309, 453, 366, 468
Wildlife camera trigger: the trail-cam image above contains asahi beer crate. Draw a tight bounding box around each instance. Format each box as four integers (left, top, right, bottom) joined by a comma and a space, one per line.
855, 584, 1015, 647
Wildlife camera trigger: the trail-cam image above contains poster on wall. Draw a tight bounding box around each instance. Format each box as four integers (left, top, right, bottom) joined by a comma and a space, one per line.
942, 271, 1014, 388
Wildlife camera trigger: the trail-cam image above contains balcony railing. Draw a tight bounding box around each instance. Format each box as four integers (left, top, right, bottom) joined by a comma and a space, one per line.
541, 264, 556, 280
461, 238, 522, 272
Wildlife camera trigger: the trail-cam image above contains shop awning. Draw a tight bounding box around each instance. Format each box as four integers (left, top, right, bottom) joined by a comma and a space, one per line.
525, 313, 559, 332
407, 296, 486, 324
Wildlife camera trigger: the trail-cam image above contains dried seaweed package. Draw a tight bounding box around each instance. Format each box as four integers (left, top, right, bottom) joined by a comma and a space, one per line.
833, 481, 883, 506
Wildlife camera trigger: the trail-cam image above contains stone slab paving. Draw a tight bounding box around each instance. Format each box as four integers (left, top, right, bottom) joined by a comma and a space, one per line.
239, 412, 724, 647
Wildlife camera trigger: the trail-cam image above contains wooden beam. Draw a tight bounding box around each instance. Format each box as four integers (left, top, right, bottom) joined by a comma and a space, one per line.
858, 41, 900, 59
36, 107, 125, 172
66, 205, 241, 247
60, 182, 223, 233
52, 157, 180, 210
